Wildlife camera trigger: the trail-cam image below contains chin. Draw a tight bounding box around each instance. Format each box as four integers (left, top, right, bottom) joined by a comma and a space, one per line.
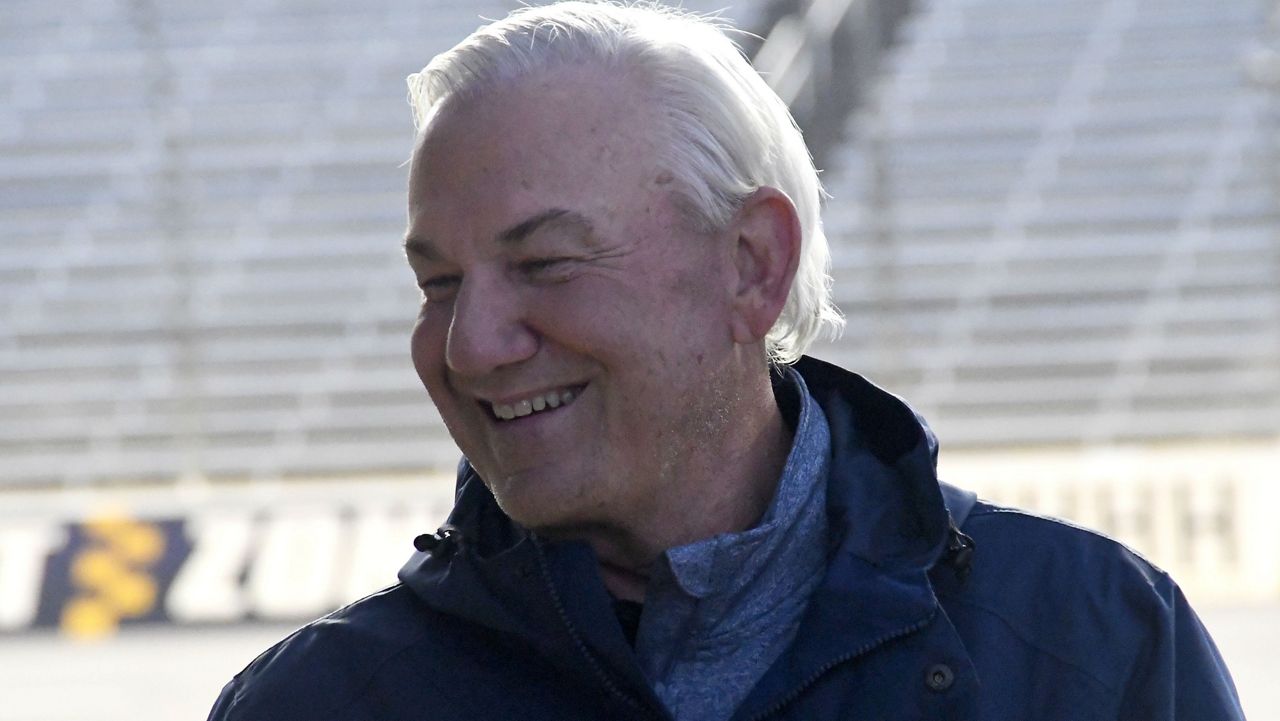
499, 502, 593, 538
484, 470, 587, 529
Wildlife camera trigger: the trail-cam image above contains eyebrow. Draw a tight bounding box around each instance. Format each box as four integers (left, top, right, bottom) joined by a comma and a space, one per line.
403, 208, 594, 260
500, 208, 590, 245
402, 234, 440, 260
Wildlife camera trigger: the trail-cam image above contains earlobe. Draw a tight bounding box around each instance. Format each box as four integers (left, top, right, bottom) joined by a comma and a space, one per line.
729, 187, 802, 345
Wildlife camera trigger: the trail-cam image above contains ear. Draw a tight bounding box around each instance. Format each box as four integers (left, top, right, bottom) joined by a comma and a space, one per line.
728, 187, 802, 346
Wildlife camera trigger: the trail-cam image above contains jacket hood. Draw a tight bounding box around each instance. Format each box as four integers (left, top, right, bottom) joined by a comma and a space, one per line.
792, 355, 951, 572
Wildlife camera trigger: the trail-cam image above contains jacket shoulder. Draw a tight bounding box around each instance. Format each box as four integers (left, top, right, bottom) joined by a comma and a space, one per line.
208, 584, 431, 720
950, 503, 1175, 681
939, 502, 1243, 718
962, 501, 1173, 602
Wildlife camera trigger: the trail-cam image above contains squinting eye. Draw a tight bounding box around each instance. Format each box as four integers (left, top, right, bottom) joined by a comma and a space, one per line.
418, 276, 460, 302
518, 258, 572, 278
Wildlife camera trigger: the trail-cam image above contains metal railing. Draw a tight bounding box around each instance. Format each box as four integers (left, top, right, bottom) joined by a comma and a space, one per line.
753, 0, 914, 164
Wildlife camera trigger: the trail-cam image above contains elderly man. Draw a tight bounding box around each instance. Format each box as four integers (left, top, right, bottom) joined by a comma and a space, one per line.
209, 3, 1244, 720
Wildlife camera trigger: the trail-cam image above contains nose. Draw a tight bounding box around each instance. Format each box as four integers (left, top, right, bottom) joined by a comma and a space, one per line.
445, 271, 538, 377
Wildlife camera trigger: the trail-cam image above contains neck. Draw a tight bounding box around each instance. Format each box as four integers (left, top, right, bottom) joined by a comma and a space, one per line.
584, 364, 793, 601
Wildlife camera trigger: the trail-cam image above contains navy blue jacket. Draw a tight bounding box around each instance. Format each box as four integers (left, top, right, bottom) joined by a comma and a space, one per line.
209, 356, 1245, 720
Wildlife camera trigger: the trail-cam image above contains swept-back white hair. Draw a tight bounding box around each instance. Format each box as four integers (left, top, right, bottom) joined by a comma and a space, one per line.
406, 1, 843, 363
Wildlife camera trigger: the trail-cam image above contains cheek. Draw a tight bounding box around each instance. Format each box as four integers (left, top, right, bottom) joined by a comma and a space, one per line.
409, 313, 448, 387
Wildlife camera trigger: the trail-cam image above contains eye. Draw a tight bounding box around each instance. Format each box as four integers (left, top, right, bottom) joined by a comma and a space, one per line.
517, 257, 574, 281
418, 275, 460, 303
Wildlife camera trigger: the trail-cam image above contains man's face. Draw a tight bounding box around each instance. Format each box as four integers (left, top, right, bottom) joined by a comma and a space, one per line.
405, 66, 741, 536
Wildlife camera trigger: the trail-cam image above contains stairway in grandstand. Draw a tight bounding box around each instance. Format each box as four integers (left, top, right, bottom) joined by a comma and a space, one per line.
0, 0, 769, 486
817, 0, 1280, 447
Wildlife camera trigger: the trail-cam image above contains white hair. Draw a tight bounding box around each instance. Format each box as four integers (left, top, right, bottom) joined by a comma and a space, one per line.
406, 1, 843, 363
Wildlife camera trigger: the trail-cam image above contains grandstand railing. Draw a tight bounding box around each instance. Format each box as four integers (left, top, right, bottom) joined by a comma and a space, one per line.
754, 0, 914, 162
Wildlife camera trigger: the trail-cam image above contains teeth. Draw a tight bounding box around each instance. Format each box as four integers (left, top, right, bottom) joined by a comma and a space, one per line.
491, 387, 578, 421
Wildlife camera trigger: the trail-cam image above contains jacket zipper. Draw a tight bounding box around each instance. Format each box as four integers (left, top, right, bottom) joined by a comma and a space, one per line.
532, 539, 666, 721
743, 614, 935, 721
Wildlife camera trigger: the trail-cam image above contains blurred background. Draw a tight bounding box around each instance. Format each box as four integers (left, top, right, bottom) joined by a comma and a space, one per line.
0, 0, 1276, 718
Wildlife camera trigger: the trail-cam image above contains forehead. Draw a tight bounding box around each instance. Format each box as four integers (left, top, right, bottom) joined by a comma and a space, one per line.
407, 66, 675, 242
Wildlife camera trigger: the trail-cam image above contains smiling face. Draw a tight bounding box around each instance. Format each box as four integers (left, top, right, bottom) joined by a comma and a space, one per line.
405, 66, 747, 539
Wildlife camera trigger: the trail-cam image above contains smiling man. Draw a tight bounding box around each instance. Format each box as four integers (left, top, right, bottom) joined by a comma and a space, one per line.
209, 3, 1244, 720
402, 60, 800, 602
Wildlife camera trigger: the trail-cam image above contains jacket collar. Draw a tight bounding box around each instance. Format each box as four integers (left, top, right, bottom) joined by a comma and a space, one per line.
793, 355, 951, 573
398, 464, 659, 704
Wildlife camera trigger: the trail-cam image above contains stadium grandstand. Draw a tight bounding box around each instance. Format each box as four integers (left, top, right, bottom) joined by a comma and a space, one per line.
3, 0, 1272, 478
818, 0, 1279, 448
0, 0, 1277, 717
